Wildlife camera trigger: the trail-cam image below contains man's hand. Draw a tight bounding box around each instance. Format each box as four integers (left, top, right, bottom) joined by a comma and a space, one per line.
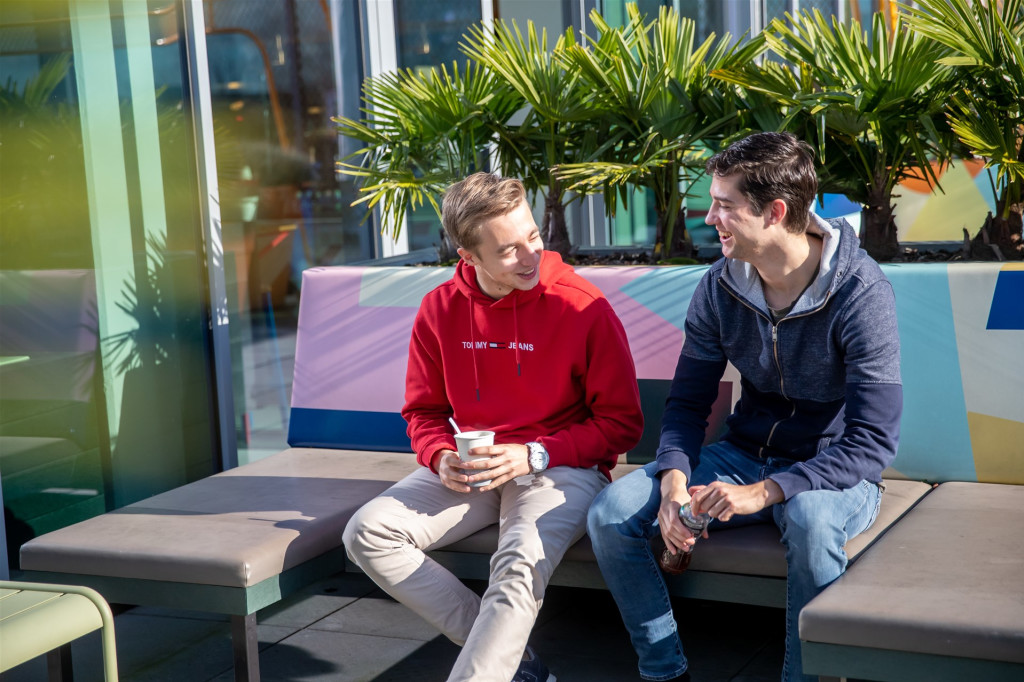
462, 443, 531, 491
658, 469, 703, 555
435, 449, 475, 493
688, 479, 784, 522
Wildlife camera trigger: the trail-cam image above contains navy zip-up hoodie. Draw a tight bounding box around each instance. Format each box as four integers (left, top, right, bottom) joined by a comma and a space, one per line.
656, 215, 902, 499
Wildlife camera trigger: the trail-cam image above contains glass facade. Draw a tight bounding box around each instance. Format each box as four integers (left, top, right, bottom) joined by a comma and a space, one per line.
394, 0, 484, 253
0, 0, 219, 571
0, 0, 948, 573
199, 0, 370, 464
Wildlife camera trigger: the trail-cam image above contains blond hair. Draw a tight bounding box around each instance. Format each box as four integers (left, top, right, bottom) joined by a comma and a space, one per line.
441, 173, 526, 250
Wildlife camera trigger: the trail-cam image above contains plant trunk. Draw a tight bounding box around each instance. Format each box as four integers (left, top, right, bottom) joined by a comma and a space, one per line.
544, 191, 571, 258
990, 188, 1024, 260
860, 198, 899, 262
655, 205, 694, 261
968, 209, 1023, 261
436, 228, 459, 263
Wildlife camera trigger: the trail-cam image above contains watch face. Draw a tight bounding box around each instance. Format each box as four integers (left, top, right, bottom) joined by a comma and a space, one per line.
529, 443, 548, 472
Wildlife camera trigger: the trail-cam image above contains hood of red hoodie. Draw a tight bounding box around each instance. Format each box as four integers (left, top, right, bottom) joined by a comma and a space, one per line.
453, 250, 575, 307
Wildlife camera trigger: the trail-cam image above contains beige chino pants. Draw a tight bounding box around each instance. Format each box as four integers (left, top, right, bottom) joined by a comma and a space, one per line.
343, 464, 608, 682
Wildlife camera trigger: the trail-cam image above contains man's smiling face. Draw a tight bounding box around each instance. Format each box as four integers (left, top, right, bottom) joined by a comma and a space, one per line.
705, 172, 773, 264
458, 199, 544, 299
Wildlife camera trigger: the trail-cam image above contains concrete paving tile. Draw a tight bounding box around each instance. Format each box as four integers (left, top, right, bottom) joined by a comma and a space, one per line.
0, 611, 272, 682
121, 616, 294, 682
367, 636, 465, 681
309, 590, 440, 642
676, 600, 783, 678
209, 630, 435, 682
260, 572, 379, 627
529, 589, 785, 681
532, 591, 639, 656
728, 636, 785, 682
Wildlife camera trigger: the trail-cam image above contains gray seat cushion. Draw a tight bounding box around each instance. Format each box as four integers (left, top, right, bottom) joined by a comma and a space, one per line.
447, 476, 930, 577
800, 481, 1024, 664
21, 448, 418, 587
20, 448, 930, 592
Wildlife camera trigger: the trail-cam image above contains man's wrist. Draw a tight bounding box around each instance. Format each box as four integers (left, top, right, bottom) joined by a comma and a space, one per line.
660, 468, 688, 497
526, 441, 549, 474
761, 478, 785, 506
429, 449, 448, 474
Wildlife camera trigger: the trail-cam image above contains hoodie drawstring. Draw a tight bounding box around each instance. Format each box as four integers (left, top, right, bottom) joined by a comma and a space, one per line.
513, 298, 521, 376
469, 299, 481, 401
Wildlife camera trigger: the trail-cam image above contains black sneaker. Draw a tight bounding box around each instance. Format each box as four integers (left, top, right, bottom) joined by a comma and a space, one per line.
511, 645, 555, 682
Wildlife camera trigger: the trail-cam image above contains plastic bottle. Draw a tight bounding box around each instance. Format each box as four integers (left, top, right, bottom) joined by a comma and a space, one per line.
658, 503, 711, 575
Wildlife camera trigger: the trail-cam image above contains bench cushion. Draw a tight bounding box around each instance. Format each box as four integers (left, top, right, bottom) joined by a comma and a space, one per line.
21, 448, 417, 588
800, 481, 1024, 664
445, 477, 930, 576
20, 448, 930, 591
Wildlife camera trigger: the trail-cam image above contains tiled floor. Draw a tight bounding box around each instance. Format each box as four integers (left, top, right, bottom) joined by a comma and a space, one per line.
1, 571, 786, 682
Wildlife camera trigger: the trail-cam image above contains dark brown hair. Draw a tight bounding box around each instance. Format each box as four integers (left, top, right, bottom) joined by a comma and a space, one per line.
705, 132, 817, 234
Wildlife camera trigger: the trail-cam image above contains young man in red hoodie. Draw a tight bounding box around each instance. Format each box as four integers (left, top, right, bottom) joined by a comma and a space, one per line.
344, 172, 643, 682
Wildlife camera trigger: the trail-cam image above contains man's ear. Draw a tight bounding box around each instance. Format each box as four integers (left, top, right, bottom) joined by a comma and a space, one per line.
767, 198, 788, 227
457, 247, 477, 266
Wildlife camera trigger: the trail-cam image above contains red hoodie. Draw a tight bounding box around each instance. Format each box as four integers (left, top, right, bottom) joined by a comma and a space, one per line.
402, 251, 643, 480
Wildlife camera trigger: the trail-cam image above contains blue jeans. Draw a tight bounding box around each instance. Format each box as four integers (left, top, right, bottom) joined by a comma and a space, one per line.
587, 441, 882, 682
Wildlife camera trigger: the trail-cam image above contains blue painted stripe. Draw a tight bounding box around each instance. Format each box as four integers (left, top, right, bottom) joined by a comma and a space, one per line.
288, 407, 412, 452
986, 269, 1024, 330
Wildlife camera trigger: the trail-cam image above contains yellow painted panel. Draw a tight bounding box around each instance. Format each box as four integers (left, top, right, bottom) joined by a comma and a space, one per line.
968, 412, 1024, 484
901, 163, 989, 242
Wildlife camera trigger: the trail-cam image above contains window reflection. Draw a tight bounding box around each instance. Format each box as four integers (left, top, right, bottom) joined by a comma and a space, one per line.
393, 0, 483, 253
0, 0, 217, 570
202, 0, 368, 463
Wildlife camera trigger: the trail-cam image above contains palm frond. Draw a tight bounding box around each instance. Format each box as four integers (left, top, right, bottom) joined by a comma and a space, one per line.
904, 0, 1024, 195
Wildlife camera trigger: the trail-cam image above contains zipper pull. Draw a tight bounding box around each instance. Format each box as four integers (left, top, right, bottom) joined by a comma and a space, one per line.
772, 325, 778, 343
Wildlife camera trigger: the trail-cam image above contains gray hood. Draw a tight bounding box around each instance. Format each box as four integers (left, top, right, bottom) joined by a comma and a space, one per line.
720, 214, 855, 316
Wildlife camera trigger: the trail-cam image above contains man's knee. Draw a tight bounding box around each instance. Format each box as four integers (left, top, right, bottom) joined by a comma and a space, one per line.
779, 491, 846, 551
587, 480, 651, 555
489, 546, 549, 603
587, 484, 627, 537
342, 499, 393, 563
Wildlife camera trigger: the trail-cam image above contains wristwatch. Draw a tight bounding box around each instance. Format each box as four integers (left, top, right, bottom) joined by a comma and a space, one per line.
526, 441, 549, 474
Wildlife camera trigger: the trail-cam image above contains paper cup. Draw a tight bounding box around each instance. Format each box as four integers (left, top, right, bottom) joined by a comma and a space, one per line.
454, 430, 494, 487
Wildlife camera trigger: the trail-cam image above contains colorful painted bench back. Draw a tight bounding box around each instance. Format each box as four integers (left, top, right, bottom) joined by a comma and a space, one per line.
289, 263, 1024, 485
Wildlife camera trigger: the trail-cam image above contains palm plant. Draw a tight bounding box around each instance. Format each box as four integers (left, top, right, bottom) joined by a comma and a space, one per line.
715, 10, 957, 261
555, 3, 765, 260
460, 20, 598, 257
904, 0, 1024, 260
334, 60, 522, 251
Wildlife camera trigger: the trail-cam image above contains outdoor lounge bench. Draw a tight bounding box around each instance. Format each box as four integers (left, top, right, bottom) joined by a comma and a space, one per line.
800, 481, 1024, 682
16, 448, 927, 681
18, 261, 1023, 682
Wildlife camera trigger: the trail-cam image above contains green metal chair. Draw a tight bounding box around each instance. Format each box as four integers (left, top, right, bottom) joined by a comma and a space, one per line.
0, 580, 118, 681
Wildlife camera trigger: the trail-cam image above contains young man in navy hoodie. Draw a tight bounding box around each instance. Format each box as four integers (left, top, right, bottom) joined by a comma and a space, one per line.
588, 132, 902, 682
344, 172, 644, 682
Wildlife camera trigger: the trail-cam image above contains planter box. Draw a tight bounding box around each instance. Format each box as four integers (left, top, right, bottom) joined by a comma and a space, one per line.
289, 262, 1024, 484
